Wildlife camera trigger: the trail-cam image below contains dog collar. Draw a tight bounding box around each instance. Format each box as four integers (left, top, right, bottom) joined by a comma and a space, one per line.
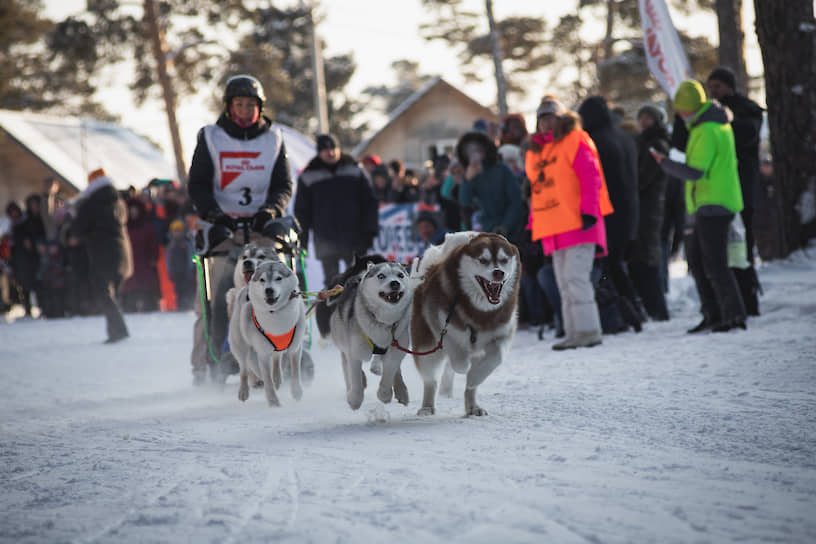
364, 333, 389, 355
363, 323, 398, 356
251, 307, 296, 351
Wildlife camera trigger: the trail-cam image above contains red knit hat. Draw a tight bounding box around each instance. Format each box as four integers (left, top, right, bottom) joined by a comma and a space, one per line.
88, 168, 107, 182
362, 154, 382, 166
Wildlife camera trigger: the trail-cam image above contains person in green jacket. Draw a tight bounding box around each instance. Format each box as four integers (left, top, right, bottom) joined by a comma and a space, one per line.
651, 79, 747, 333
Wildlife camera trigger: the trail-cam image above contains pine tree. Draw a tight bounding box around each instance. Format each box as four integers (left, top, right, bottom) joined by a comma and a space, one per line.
754, 0, 816, 257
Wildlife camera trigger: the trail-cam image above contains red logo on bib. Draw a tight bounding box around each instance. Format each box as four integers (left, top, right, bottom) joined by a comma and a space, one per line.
219, 151, 262, 189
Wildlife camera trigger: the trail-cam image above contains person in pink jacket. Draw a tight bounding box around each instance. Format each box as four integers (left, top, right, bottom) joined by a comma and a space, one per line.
526, 96, 614, 349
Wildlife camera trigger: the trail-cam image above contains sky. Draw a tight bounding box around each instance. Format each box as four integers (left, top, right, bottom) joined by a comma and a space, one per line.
40, 0, 760, 173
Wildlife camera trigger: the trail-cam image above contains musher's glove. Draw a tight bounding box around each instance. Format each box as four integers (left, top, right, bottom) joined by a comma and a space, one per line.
251, 209, 275, 233
205, 209, 237, 231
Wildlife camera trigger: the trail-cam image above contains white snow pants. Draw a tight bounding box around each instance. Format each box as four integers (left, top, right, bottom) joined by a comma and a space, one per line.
553, 243, 602, 339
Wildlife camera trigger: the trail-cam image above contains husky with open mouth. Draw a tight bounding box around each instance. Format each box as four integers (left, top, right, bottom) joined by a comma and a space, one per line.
318, 259, 414, 411
229, 260, 306, 407
411, 232, 520, 416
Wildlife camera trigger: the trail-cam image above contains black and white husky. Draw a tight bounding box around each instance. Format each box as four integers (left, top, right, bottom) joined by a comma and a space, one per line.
229, 260, 306, 407
317, 258, 414, 410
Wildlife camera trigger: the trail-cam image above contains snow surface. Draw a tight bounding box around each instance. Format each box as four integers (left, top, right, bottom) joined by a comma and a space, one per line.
1, 252, 815, 544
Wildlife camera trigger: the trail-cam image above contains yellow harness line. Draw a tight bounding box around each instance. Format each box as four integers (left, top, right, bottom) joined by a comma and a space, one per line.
303, 285, 344, 319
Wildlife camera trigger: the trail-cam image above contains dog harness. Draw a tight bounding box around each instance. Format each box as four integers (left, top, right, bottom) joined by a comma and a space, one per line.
251, 307, 296, 351
364, 331, 390, 355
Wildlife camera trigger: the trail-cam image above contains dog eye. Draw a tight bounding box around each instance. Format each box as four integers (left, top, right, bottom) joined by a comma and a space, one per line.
398, 273, 404, 279
479, 258, 490, 265
499, 258, 508, 265
259, 278, 265, 283
377, 273, 385, 280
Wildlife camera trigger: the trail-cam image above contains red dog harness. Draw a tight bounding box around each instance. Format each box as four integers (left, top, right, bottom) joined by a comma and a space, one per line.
251, 307, 296, 351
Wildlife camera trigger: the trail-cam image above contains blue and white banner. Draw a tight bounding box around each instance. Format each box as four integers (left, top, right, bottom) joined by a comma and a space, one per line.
372, 203, 438, 264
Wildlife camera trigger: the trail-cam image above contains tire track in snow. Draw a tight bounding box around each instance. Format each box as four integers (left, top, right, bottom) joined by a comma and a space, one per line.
221, 455, 291, 544
286, 458, 300, 529
72, 469, 190, 544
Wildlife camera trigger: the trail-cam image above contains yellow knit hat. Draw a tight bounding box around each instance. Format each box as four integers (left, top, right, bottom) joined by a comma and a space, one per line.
169, 219, 185, 233
673, 80, 706, 113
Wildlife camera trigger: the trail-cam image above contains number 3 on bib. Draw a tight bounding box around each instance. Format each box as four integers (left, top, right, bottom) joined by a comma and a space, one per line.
239, 187, 252, 206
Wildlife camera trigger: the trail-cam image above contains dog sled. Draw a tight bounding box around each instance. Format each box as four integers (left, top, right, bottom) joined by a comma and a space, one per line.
193, 215, 314, 383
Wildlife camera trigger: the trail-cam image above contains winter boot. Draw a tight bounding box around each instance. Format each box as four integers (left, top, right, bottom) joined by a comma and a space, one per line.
687, 318, 713, 334
618, 297, 644, 333
552, 331, 602, 351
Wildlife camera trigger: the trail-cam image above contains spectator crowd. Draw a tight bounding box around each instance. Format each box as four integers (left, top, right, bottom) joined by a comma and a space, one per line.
1, 176, 197, 322
1, 66, 790, 351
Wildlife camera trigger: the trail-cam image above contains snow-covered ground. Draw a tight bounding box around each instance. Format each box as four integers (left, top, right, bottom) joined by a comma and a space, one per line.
1, 251, 815, 544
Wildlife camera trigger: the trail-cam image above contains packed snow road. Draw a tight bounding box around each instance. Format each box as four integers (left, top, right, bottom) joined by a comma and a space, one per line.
1, 253, 815, 543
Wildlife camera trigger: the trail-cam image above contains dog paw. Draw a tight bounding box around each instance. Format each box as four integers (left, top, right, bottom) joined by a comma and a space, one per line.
466, 405, 488, 417
417, 406, 435, 416
238, 383, 249, 402
347, 390, 364, 410
266, 397, 281, 407
370, 359, 383, 376
377, 385, 393, 404
394, 383, 410, 406
291, 383, 303, 401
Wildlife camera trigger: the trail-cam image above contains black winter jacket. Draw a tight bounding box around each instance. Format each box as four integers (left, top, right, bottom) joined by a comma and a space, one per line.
187, 113, 292, 219
718, 93, 763, 210
71, 184, 133, 284
294, 154, 379, 258
632, 123, 670, 266
578, 96, 640, 253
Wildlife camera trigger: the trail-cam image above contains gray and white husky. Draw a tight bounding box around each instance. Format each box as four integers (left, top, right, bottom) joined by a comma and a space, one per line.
318, 259, 414, 410
229, 260, 306, 407
226, 241, 280, 318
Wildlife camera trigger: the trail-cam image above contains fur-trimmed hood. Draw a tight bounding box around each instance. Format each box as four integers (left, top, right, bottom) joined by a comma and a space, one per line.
456, 131, 499, 168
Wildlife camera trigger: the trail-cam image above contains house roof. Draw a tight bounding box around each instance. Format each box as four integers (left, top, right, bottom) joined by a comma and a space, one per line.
0, 110, 176, 193
0, 110, 317, 194
351, 76, 494, 158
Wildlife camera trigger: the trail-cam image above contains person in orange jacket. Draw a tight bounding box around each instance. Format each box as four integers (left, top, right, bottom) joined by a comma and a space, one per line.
526, 95, 614, 350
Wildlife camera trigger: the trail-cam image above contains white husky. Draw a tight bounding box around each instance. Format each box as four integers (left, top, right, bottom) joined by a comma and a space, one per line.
318, 260, 414, 410
229, 260, 306, 406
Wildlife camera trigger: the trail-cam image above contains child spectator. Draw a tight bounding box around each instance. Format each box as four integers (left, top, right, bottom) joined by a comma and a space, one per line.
166, 219, 196, 311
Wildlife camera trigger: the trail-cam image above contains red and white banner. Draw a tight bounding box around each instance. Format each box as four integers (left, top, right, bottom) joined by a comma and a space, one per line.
639, 0, 693, 97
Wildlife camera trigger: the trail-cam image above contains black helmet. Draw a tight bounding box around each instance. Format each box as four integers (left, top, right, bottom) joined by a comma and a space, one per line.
223, 74, 265, 109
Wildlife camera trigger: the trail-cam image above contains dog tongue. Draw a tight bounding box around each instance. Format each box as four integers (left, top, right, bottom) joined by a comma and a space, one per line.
244, 272, 252, 283
477, 276, 503, 304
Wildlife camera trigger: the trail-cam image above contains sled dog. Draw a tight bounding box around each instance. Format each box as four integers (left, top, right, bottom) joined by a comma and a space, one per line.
226, 241, 280, 318
411, 232, 520, 416
317, 257, 413, 410
229, 260, 306, 406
